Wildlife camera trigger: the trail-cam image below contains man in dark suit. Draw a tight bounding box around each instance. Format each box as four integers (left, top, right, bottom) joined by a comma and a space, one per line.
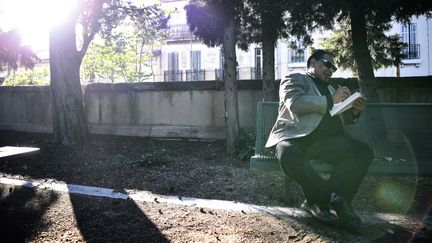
265, 49, 373, 232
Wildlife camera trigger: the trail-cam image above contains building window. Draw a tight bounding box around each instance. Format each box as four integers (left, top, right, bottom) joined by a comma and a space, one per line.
254, 48, 262, 79
290, 49, 305, 63
191, 51, 201, 70
401, 23, 420, 59
401, 23, 417, 44
168, 52, 178, 71
187, 50, 203, 81
290, 40, 305, 63
165, 52, 182, 81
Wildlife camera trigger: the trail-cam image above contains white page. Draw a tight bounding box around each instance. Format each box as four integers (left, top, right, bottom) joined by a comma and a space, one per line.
329, 92, 362, 116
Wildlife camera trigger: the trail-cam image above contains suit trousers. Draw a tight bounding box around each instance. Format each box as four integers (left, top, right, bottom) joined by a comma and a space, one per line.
275, 135, 374, 205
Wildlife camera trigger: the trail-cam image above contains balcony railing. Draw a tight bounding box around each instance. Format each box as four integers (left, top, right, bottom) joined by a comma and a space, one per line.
250, 67, 262, 79
215, 68, 240, 80
164, 70, 183, 82
402, 44, 420, 59
163, 67, 268, 81
186, 69, 205, 81
291, 49, 306, 63
167, 24, 195, 41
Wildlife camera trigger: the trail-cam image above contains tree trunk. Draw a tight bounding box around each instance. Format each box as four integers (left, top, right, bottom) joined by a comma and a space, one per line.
349, 6, 388, 155
223, 17, 239, 154
49, 18, 89, 145
396, 64, 400, 77
261, 13, 277, 102
349, 7, 380, 102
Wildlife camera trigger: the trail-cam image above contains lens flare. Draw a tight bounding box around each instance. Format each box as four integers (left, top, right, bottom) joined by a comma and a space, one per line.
374, 181, 414, 212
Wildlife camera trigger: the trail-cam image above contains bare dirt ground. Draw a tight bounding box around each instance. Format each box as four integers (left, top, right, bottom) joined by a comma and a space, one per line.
0, 130, 431, 242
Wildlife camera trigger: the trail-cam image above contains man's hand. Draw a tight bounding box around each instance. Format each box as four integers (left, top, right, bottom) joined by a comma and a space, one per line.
352, 96, 367, 116
333, 86, 351, 103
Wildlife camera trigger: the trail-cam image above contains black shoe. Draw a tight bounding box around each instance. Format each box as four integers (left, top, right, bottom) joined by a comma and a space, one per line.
329, 193, 362, 232
301, 200, 338, 226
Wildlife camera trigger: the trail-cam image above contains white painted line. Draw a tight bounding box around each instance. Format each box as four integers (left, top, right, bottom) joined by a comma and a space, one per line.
0, 176, 417, 225
0, 176, 304, 217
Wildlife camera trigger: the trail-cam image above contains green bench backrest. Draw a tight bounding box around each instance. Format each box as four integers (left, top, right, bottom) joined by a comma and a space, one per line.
255, 102, 279, 156
255, 102, 432, 163
349, 103, 432, 162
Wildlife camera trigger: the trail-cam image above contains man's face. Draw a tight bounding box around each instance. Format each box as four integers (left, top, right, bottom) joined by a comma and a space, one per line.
309, 54, 337, 82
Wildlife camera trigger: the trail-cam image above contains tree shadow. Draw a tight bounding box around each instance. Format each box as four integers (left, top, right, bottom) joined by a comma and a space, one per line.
68, 188, 169, 242
1, 129, 429, 241
0, 132, 169, 241
0, 185, 57, 242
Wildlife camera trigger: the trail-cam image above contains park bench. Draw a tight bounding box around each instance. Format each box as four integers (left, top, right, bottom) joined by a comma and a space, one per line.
250, 102, 432, 200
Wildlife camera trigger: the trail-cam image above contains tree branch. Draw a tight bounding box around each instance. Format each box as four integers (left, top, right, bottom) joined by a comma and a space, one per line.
78, 28, 98, 62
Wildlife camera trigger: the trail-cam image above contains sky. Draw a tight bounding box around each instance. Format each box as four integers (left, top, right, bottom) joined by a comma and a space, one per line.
0, 0, 161, 52
0, 0, 76, 51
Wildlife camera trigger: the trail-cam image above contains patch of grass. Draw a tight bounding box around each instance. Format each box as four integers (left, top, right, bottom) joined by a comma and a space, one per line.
235, 129, 256, 162
134, 148, 171, 167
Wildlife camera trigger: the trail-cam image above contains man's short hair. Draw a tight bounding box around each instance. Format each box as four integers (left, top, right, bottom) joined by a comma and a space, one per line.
307, 49, 334, 68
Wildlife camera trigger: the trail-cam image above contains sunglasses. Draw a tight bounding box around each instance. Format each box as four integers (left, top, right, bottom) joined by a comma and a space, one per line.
319, 59, 337, 71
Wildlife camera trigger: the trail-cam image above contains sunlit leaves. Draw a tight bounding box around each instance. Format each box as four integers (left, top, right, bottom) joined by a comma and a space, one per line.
81, 32, 154, 83
71, 0, 168, 83
74, 0, 168, 60
3, 68, 49, 86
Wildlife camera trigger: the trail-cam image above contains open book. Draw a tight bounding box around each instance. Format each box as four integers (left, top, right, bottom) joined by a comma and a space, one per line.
329, 92, 362, 116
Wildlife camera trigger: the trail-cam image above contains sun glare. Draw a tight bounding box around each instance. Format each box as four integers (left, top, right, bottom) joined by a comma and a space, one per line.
0, 0, 76, 50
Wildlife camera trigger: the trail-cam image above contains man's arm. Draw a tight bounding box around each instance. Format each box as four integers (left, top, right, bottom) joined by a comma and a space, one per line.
280, 74, 328, 115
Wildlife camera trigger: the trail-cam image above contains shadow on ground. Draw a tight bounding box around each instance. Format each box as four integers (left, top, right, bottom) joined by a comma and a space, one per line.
1, 130, 431, 242
69, 188, 169, 242
0, 186, 57, 242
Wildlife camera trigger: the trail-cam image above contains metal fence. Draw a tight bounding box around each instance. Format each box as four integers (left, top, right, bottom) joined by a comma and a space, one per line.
186, 69, 205, 81
164, 70, 183, 82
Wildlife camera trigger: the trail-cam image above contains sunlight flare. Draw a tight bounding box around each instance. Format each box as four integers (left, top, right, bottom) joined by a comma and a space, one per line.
0, 0, 76, 49
374, 181, 414, 212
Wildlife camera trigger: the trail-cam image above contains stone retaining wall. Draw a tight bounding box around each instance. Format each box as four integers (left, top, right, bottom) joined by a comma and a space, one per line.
0, 77, 430, 139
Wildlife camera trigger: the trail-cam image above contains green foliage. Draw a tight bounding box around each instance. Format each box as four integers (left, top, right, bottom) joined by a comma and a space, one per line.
134, 148, 171, 167
81, 3, 168, 83
81, 16, 168, 83
81, 39, 152, 83
185, 0, 244, 48
235, 129, 256, 162
284, 0, 340, 46
2, 67, 50, 86
238, 0, 297, 47
319, 19, 405, 73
